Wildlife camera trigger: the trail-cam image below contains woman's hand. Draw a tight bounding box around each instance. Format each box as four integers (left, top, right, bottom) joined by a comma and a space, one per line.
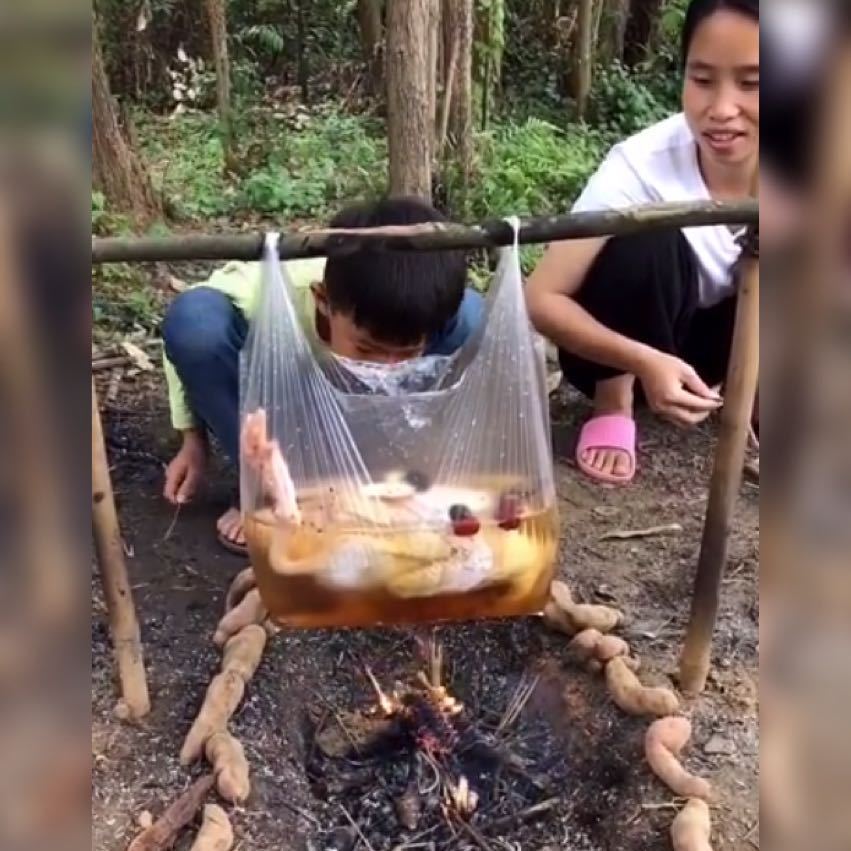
164, 429, 208, 504
636, 350, 723, 427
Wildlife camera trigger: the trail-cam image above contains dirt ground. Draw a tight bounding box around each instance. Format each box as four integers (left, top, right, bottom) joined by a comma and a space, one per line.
92, 384, 759, 851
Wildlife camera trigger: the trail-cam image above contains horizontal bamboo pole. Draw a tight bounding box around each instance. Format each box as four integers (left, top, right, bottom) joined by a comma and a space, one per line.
92, 200, 758, 264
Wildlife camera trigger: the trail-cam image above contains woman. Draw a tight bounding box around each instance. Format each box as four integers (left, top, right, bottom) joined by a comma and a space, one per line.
527, 0, 758, 484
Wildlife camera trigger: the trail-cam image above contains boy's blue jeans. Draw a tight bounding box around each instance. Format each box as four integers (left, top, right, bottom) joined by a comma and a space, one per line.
162, 287, 485, 463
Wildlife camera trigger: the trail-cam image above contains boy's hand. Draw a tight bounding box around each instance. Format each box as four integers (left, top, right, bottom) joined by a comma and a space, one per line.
636, 350, 723, 427
164, 429, 208, 504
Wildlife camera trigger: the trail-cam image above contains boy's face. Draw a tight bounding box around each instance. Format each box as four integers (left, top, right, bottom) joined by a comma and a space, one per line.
312, 283, 426, 364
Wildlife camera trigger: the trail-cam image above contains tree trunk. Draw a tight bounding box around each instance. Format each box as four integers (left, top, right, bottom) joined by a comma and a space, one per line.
427, 0, 440, 164
437, 27, 460, 162
447, 0, 474, 207
204, 0, 236, 171
91, 17, 161, 223
475, 0, 504, 129
295, 0, 309, 102
599, 0, 631, 64
544, 0, 562, 47
570, 0, 594, 120
357, 0, 384, 94
623, 0, 662, 66
386, 0, 433, 199
593, 0, 605, 53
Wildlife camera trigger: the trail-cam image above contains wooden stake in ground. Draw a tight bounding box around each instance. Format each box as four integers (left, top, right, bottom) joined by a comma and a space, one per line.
679, 226, 759, 694
92, 379, 151, 719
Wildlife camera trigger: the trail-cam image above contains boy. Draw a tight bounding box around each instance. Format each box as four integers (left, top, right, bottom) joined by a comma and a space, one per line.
161, 197, 484, 553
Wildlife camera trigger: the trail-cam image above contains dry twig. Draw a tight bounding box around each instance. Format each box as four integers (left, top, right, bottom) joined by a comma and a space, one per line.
599, 523, 683, 542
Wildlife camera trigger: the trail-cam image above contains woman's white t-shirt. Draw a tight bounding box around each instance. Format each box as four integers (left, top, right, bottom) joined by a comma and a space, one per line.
572, 113, 743, 307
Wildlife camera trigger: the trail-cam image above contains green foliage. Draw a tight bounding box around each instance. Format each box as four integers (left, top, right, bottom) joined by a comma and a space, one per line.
91, 191, 108, 232
92, 275, 164, 339
589, 62, 675, 142
238, 112, 387, 217
133, 108, 386, 221
474, 0, 506, 126
236, 23, 286, 58
135, 112, 232, 218
454, 118, 606, 220
92, 189, 164, 342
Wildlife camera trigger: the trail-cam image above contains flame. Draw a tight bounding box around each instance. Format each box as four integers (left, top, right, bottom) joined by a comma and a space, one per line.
416, 672, 464, 716
447, 774, 479, 817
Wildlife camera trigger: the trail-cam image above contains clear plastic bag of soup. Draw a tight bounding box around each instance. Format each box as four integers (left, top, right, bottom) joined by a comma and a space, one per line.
240, 229, 558, 628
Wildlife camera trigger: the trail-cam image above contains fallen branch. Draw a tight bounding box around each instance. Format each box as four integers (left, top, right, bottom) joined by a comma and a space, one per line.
486, 797, 560, 834
92, 201, 758, 264
599, 523, 683, 542
126, 774, 214, 851
92, 356, 132, 372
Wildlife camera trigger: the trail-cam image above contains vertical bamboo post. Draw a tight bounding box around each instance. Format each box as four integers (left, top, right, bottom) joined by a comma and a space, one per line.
678, 227, 760, 694
92, 379, 150, 719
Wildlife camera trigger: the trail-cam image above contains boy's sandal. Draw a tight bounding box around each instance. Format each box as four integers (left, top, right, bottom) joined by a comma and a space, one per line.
217, 532, 248, 557
217, 500, 249, 557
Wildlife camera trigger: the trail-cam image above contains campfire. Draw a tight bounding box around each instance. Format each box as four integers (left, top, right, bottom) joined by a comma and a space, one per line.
307, 634, 560, 849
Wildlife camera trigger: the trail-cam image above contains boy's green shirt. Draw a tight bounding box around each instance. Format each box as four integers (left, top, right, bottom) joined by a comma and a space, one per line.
164, 256, 327, 430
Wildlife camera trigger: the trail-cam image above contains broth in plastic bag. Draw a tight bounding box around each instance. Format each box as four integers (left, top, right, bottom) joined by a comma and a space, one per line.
239, 229, 558, 628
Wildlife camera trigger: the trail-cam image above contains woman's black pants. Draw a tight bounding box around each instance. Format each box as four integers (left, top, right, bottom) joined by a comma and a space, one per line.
558, 229, 737, 399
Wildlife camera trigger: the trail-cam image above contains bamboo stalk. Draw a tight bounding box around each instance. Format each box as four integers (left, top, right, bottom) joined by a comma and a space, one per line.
92, 378, 150, 719
92, 200, 758, 264
678, 228, 760, 695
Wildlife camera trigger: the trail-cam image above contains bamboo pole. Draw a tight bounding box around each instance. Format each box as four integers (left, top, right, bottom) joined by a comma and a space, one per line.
91, 200, 758, 264
678, 226, 760, 695
92, 378, 150, 719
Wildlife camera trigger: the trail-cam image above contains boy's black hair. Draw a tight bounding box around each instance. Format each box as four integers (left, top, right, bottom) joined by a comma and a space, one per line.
323, 197, 467, 346
681, 0, 759, 67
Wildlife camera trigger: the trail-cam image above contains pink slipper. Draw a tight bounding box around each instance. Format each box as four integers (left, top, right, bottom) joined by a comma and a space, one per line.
576, 414, 637, 485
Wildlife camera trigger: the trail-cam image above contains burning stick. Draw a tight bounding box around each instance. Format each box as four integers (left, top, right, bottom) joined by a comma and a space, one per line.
415, 672, 463, 717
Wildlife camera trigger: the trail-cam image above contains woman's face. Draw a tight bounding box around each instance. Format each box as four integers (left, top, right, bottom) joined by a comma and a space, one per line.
682, 10, 760, 172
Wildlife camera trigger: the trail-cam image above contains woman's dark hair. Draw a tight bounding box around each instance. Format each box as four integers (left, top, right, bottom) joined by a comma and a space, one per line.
681, 0, 759, 66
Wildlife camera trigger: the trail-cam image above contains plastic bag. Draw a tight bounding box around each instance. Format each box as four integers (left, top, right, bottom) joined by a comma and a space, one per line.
240, 226, 558, 628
